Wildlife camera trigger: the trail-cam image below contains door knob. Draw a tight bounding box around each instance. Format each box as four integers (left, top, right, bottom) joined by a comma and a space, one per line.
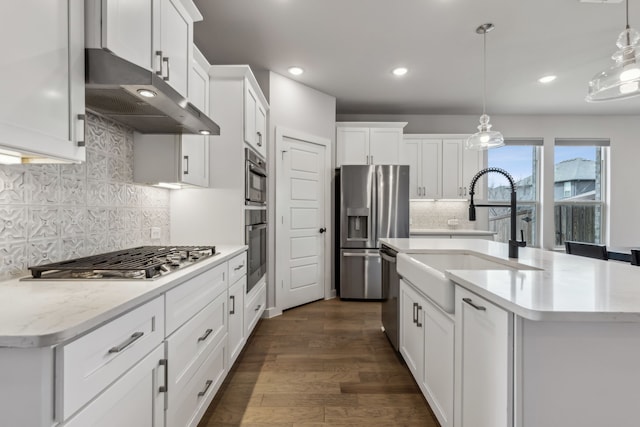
319, 227, 327, 234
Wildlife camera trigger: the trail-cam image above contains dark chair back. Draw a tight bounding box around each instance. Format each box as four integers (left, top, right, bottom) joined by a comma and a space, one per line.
565, 241, 608, 260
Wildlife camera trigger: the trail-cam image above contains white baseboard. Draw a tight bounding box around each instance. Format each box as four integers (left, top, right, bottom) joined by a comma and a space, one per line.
263, 306, 282, 318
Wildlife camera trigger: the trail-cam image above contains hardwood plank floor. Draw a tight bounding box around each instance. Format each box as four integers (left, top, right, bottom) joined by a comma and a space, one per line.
198, 298, 439, 427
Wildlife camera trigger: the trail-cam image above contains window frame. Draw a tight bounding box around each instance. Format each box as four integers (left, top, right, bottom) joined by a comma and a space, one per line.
553, 141, 609, 248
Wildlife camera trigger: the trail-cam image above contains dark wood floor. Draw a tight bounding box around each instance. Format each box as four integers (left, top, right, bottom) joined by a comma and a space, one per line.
198, 298, 439, 426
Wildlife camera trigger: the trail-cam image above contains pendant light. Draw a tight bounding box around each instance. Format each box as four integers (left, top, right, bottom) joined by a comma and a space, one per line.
587, 0, 640, 102
466, 23, 504, 150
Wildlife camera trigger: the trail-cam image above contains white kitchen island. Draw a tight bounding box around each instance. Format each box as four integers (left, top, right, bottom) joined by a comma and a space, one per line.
380, 238, 640, 427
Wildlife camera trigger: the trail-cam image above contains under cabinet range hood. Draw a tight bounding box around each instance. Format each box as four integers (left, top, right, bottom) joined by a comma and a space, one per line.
85, 49, 220, 135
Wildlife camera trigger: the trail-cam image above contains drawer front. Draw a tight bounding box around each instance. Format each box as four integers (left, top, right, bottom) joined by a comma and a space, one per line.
166, 261, 227, 335
228, 252, 247, 285
167, 336, 227, 427
166, 291, 226, 399
58, 296, 164, 420
245, 280, 266, 336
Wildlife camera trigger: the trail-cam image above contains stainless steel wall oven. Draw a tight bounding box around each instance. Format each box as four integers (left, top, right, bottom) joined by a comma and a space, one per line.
245, 209, 267, 293
245, 147, 267, 206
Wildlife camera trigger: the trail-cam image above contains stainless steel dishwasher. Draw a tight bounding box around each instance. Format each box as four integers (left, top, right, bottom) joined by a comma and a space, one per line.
381, 244, 399, 351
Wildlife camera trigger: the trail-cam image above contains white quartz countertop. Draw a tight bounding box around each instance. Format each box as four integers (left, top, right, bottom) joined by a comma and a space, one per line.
381, 238, 640, 322
410, 229, 496, 236
0, 245, 247, 348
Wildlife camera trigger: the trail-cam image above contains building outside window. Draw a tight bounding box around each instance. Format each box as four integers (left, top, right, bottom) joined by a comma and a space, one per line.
554, 139, 608, 247
486, 140, 541, 247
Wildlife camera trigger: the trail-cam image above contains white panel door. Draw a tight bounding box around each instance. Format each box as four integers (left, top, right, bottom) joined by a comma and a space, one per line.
102, 0, 154, 71
463, 145, 484, 199
369, 128, 401, 164
442, 139, 463, 198
278, 135, 327, 310
401, 139, 421, 199
421, 140, 442, 199
181, 55, 209, 187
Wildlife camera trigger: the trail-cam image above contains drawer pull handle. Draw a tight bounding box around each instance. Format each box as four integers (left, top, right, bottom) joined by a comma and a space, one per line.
198, 379, 213, 397
230, 295, 236, 314
197, 328, 213, 342
159, 359, 168, 393
416, 305, 423, 327
234, 264, 244, 271
108, 332, 144, 354
463, 297, 486, 311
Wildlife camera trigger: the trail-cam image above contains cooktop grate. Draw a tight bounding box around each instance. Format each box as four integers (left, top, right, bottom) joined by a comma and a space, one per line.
28, 246, 216, 279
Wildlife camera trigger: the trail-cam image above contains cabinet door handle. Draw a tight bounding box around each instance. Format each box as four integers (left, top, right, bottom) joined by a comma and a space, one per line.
162, 57, 170, 81
197, 379, 213, 397
230, 295, 236, 314
108, 331, 144, 354
412, 302, 418, 324
459, 187, 462, 196
370, 155, 374, 164
463, 297, 486, 311
464, 187, 467, 196
76, 114, 86, 147
158, 359, 168, 393
183, 155, 189, 175
233, 264, 244, 271
155, 51, 163, 75
197, 328, 213, 342
257, 131, 263, 147
416, 305, 423, 327
366, 155, 369, 164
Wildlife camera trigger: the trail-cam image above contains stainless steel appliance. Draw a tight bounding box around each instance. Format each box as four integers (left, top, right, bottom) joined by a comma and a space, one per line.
381, 245, 400, 350
338, 165, 409, 299
245, 209, 267, 293
245, 147, 267, 206
85, 49, 220, 135
25, 246, 217, 280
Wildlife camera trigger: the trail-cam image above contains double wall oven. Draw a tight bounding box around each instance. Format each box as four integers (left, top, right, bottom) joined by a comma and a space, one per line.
245, 146, 268, 294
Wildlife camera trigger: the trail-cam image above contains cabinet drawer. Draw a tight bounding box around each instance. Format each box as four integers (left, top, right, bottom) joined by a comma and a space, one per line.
166, 261, 227, 335
166, 291, 226, 399
57, 296, 164, 420
245, 280, 266, 336
228, 252, 247, 285
167, 336, 227, 427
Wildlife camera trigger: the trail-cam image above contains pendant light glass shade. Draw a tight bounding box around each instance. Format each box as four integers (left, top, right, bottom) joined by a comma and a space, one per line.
466, 23, 504, 150
587, 1, 640, 102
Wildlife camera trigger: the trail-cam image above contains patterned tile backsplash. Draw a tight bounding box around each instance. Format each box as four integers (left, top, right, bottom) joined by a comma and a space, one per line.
0, 112, 170, 281
410, 200, 474, 230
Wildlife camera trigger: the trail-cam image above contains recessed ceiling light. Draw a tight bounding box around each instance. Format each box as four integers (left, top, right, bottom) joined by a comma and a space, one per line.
538, 75, 557, 84
288, 66, 304, 76
392, 67, 408, 77
137, 89, 157, 98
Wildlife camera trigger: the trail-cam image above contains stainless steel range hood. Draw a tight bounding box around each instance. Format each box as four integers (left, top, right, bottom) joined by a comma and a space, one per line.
85, 48, 220, 135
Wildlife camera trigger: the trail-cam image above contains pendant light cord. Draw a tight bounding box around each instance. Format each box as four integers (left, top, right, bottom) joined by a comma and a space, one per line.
482, 30, 487, 115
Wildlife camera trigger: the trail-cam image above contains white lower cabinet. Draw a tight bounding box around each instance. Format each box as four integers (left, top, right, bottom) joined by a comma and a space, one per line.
400, 279, 454, 427
245, 279, 266, 336
454, 286, 512, 427
62, 344, 166, 427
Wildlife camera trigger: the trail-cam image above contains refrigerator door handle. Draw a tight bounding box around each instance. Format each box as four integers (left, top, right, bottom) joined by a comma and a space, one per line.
342, 252, 381, 257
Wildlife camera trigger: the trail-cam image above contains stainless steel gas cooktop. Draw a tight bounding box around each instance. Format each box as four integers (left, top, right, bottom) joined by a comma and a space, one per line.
26, 246, 217, 280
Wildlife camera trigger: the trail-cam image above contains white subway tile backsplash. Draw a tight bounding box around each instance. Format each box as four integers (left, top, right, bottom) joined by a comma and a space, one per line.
0, 112, 170, 281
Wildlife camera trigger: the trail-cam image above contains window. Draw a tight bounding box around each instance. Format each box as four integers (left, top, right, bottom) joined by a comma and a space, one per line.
554, 139, 608, 247
486, 140, 541, 247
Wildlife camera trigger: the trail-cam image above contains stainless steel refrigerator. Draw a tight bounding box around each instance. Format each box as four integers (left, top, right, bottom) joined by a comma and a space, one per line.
338, 165, 409, 299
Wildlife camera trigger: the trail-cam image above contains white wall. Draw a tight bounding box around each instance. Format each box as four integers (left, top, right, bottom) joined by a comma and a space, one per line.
266, 72, 336, 313
338, 113, 640, 249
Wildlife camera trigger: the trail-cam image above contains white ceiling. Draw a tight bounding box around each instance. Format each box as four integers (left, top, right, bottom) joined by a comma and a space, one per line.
193, 0, 640, 116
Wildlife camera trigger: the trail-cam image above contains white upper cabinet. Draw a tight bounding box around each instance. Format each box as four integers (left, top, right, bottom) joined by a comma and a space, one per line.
86, 0, 196, 98
402, 135, 484, 200
244, 78, 268, 159
132, 45, 210, 187
336, 122, 407, 166
0, 0, 85, 163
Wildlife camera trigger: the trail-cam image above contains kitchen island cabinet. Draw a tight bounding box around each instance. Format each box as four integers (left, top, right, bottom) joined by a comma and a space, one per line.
0, 246, 255, 427
383, 237, 640, 427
